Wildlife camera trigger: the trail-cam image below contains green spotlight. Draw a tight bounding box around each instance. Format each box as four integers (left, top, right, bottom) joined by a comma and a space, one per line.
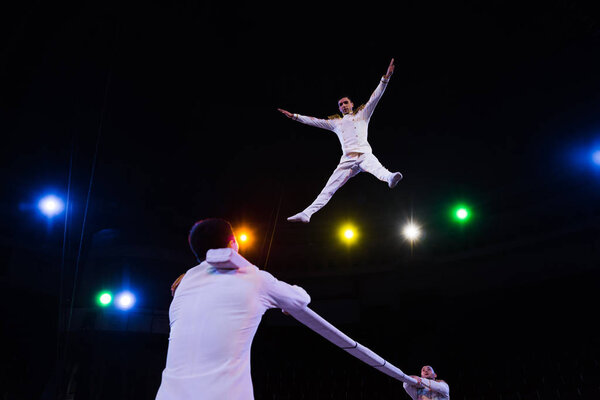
452, 205, 471, 223
97, 291, 112, 307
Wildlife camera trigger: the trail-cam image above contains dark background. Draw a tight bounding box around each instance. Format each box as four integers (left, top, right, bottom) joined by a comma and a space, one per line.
2, 0, 600, 398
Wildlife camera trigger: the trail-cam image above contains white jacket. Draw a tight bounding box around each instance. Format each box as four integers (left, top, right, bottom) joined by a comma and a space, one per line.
156, 252, 310, 400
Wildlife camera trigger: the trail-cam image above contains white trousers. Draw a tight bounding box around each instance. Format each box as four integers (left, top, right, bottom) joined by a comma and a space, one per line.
303, 152, 393, 217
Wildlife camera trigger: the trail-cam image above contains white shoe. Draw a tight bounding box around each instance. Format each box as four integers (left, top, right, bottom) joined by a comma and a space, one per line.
287, 212, 310, 223
388, 172, 403, 188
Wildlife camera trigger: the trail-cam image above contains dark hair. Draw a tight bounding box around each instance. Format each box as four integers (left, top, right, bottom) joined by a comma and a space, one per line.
188, 218, 235, 262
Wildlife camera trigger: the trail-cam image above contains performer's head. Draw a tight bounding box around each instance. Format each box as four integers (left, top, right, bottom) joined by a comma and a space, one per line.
188, 218, 238, 262
337, 96, 354, 115
420, 365, 437, 379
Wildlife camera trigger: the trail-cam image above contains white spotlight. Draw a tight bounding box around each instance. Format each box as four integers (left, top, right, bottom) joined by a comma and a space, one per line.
115, 291, 136, 310
38, 195, 65, 218
402, 223, 421, 241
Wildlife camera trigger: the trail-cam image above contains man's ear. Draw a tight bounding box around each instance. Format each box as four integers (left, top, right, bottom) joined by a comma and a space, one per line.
227, 238, 239, 252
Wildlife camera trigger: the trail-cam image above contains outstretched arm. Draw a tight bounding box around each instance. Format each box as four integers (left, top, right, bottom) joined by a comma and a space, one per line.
277, 108, 335, 131
421, 378, 449, 397
362, 58, 394, 120
277, 108, 295, 119
404, 376, 449, 399
259, 269, 311, 312
384, 57, 395, 80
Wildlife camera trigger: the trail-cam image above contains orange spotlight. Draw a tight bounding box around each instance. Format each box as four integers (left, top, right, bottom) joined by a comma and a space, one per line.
235, 227, 253, 249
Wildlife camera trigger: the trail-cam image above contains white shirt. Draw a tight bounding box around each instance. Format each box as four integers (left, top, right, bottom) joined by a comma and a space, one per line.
294, 77, 389, 155
155, 257, 310, 400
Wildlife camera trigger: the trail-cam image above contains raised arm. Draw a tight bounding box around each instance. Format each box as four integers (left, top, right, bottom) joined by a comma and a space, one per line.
361, 58, 395, 120
277, 108, 335, 131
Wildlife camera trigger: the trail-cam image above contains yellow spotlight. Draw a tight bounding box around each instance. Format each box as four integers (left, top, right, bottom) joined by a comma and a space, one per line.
239, 233, 248, 242
339, 223, 358, 245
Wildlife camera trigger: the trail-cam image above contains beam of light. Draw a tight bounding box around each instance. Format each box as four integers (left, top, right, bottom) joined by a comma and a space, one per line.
38, 194, 65, 218
115, 291, 136, 310
96, 291, 112, 307
239, 233, 248, 242
402, 222, 421, 241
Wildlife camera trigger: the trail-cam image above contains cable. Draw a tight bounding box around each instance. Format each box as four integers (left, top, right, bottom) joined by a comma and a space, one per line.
65, 68, 111, 332
264, 187, 284, 269
56, 136, 74, 359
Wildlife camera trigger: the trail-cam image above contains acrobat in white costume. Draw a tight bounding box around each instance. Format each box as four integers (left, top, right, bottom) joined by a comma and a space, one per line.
207, 248, 419, 386
279, 59, 403, 223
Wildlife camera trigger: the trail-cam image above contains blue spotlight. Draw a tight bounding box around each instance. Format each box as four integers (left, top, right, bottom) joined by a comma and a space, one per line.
592, 150, 600, 166
38, 195, 65, 218
115, 290, 136, 310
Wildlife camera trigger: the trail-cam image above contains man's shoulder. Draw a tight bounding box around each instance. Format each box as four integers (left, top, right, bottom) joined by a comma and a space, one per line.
170, 273, 187, 296
353, 104, 366, 114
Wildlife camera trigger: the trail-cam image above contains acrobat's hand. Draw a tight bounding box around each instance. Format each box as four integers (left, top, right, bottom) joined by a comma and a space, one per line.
277, 108, 294, 119
412, 376, 425, 387
384, 58, 395, 79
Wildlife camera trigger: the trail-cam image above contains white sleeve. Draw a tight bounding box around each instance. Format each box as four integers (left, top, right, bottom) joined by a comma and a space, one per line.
259, 270, 311, 312
402, 382, 418, 400
361, 77, 388, 120
421, 378, 450, 398
294, 114, 336, 131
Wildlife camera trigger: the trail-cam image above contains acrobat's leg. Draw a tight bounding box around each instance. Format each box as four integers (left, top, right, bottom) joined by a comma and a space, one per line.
358, 153, 403, 188
288, 157, 360, 223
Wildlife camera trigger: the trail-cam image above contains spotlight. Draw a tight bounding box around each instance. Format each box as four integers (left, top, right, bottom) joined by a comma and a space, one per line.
339, 223, 358, 245
592, 150, 600, 166
115, 291, 136, 310
402, 223, 421, 241
38, 195, 65, 218
452, 205, 471, 223
96, 291, 112, 307
235, 226, 253, 248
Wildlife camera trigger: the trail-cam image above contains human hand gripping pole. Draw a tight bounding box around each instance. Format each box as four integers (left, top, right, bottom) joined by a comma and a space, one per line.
205, 248, 418, 385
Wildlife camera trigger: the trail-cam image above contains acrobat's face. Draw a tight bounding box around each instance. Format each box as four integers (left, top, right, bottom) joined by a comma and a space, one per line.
421, 365, 437, 379
338, 97, 354, 115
